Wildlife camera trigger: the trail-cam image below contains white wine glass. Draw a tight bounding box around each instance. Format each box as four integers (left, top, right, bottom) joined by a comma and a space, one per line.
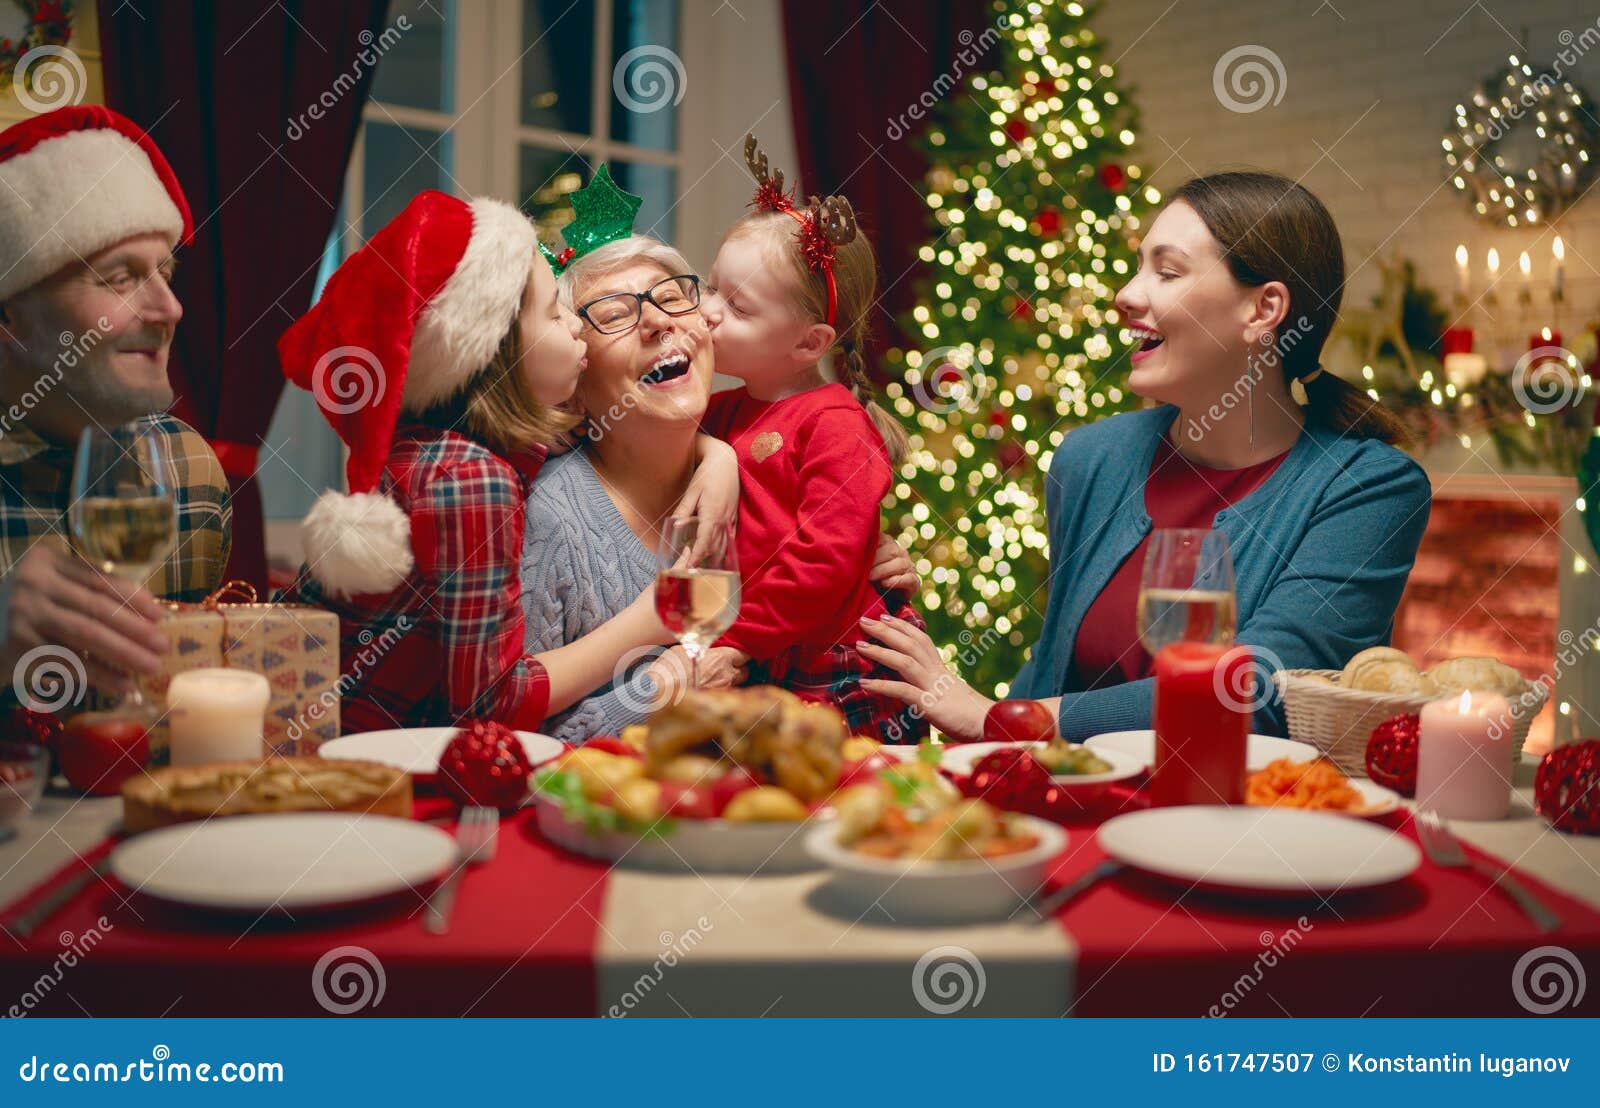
654, 516, 740, 690
69, 420, 177, 711
1137, 528, 1236, 655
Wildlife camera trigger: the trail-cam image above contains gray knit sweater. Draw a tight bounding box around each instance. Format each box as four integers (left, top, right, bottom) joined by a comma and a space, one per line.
521, 449, 662, 743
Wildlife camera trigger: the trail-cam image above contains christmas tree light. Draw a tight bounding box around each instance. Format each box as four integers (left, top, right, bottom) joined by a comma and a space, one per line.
883, 0, 1151, 694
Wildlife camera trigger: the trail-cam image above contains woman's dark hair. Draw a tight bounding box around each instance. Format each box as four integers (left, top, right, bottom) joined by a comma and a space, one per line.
1172, 170, 1409, 445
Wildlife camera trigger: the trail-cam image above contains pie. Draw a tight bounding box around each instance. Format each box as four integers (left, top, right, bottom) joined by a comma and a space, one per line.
122, 756, 411, 833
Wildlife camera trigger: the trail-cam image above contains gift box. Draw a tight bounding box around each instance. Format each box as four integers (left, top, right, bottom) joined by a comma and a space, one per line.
137, 583, 341, 761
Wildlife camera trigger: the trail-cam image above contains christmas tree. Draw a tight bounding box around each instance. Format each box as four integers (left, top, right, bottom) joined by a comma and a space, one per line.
883, 0, 1158, 695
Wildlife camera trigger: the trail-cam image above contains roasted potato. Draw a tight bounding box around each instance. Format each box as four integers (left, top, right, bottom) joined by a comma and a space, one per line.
721, 785, 809, 822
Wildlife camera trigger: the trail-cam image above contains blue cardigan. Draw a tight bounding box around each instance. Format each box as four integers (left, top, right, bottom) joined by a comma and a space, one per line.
1010, 404, 1432, 739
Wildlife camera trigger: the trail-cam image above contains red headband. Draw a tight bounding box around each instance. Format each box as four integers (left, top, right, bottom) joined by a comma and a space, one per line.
744, 134, 857, 328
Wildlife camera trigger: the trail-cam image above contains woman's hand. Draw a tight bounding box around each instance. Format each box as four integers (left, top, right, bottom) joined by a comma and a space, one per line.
675, 437, 740, 560
644, 645, 749, 708
868, 535, 920, 595
856, 614, 992, 742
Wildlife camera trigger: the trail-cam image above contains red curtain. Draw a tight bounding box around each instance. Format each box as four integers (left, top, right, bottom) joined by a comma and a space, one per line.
98, 0, 391, 591
780, 0, 992, 379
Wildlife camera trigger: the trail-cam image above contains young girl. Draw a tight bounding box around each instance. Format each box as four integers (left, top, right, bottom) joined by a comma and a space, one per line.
283, 187, 738, 735
697, 136, 928, 743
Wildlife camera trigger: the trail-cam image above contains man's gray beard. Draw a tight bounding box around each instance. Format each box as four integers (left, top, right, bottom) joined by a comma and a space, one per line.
68, 357, 176, 428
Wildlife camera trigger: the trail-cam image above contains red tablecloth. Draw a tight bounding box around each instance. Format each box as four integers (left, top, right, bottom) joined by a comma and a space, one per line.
1045, 797, 1600, 1016
0, 800, 608, 1016
4, 796, 1599, 1016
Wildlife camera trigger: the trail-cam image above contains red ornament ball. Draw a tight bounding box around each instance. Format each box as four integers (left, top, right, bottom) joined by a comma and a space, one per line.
438, 720, 533, 810
1010, 295, 1033, 320
1365, 712, 1420, 797
1535, 739, 1600, 836
1005, 118, 1030, 142
1031, 78, 1057, 99
963, 747, 1050, 812
998, 441, 1027, 472
1035, 206, 1061, 235
1098, 162, 1126, 192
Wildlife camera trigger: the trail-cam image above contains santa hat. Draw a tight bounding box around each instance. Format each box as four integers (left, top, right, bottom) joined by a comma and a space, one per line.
278, 189, 540, 598
0, 105, 192, 302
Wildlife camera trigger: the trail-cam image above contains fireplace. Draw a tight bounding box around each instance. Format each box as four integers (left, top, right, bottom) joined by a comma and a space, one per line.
1390, 475, 1565, 753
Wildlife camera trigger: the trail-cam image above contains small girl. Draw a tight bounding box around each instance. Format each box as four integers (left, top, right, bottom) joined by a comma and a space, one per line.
697, 136, 928, 743
279, 189, 588, 732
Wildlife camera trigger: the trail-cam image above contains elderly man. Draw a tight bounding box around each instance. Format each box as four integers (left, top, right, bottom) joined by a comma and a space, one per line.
0, 106, 230, 700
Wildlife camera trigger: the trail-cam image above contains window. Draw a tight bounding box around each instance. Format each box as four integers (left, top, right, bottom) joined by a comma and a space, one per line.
263, 0, 691, 528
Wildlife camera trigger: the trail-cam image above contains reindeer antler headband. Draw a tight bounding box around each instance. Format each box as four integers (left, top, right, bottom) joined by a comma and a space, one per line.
743, 133, 857, 327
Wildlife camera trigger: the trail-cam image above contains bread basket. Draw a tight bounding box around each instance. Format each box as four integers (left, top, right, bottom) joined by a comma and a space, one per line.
1272, 669, 1548, 776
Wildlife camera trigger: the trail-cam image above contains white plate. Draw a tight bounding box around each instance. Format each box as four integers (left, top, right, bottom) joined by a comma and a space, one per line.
805, 816, 1067, 923
110, 813, 456, 913
1085, 729, 1317, 771
532, 795, 824, 874
1097, 806, 1420, 896
319, 727, 565, 780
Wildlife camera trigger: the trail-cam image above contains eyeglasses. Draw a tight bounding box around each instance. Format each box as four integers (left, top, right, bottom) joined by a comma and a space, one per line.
577, 274, 701, 335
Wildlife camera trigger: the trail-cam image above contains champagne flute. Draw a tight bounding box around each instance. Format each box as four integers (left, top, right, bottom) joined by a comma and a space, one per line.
69, 420, 178, 711
1136, 528, 1236, 654
654, 517, 740, 690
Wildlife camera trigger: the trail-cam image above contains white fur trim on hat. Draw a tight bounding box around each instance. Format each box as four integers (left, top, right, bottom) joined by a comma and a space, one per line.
301, 489, 414, 599
0, 129, 185, 302
403, 197, 539, 411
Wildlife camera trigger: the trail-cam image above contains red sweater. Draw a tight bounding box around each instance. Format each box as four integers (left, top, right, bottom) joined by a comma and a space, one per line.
1070, 435, 1288, 689
703, 383, 893, 667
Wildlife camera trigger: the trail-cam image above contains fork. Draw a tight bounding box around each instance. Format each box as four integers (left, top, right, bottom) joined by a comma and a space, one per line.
423, 805, 498, 935
1414, 808, 1561, 934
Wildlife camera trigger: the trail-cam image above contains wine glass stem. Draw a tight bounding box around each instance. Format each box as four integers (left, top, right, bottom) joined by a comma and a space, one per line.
684, 640, 704, 691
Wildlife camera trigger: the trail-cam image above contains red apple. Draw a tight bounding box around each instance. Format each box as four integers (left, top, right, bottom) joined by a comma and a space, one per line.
983, 699, 1056, 745
709, 766, 764, 816
59, 714, 149, 796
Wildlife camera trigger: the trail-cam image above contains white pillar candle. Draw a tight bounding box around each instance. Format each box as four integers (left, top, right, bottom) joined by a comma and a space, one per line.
1416, 689, 1514, 820
166, 668, 271, 767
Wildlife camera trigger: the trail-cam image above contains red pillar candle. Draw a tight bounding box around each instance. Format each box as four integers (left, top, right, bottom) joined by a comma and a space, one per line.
1150, 641, 1251, 807
1529, 330, 1562, 352
1440, 327, 1474, 356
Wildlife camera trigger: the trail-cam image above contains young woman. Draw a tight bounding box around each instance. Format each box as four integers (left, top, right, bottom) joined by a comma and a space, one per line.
859, 170, 1432, 741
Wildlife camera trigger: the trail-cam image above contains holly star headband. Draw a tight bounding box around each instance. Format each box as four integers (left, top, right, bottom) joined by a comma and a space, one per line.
743, 133, 857, 327
538, 163, 644, 274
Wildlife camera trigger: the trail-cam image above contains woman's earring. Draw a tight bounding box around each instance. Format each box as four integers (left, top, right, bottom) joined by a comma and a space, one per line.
1247, 363, 1256, 451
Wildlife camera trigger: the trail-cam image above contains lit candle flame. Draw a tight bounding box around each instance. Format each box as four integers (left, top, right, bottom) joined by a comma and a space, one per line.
1519, 250, 1532, 277
1553, 235, 1565, 261
1487, 247, 1500, 274
1455, 244, 1468, 267
1457, 688, 1473, 714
